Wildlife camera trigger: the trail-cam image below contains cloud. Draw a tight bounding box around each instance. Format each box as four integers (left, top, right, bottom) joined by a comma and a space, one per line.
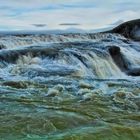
59, 23, 80, 26
0, 0, 139, 30
32, 24, 47, 28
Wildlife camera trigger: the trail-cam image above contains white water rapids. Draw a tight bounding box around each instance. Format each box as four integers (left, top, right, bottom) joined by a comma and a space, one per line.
0, 32, 140, 140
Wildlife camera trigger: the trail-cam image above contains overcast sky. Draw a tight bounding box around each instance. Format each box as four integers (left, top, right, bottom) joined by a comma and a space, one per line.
0, 0, 139, 31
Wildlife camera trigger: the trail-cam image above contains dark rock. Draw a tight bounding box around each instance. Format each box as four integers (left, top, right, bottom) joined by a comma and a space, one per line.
0, 45, 58, 63
127, 67, 140, 76
0, 44, 6, 49
108, 46, 140, 76
2, 81, 27, 89
108, 46, 128, 71
109, 19, 140, 40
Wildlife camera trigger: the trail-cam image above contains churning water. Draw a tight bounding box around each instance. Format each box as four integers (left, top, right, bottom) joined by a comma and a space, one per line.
0, 31, 140, 140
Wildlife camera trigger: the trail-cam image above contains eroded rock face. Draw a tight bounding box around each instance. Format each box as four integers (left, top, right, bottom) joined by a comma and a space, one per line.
108, 46, 128, 72
108, 46, 140, 76
106, 19, 140, 76
110, 19, 140, 41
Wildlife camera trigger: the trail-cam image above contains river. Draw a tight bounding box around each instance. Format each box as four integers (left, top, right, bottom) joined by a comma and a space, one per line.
0, 23, 140, 139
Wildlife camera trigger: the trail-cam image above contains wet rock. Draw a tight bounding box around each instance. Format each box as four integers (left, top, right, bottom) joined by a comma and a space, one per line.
53, 84, 64, 92
45, 89, 59, 97
112, 90, 136, 104
0, 44, 6, 49
77, 89, 91, 96
108, 46, 140, 76
115, 91, 126, 99
0, 45, 58, 63
108, 46, 120, 55
79, 81, 93, 89
108, 46, 128, 71
45, 84, 64, 97
127, 67, 140, 76
2, 81, 27, 89
82, 93, 93, 101
110, 19, 140, 40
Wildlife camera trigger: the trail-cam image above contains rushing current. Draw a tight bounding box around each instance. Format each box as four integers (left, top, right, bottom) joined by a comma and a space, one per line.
0, 20, 140, 140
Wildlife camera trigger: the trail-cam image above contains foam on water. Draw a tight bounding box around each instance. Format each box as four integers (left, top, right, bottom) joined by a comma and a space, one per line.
0, 31, 140, 140
0, 33, 125, 49
121, 47, 140, 67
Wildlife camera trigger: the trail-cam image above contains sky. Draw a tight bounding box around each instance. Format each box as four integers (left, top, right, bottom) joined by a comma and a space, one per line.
0, 0, 139, 31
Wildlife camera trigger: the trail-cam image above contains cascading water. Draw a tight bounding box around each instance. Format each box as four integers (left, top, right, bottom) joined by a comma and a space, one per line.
0, 28, 140, 139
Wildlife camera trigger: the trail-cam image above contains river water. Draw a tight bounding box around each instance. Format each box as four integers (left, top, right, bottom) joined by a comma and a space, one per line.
0, 32, 140, 140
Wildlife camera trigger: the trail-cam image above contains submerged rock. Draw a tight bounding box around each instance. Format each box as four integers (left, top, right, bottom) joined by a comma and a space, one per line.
127, 67, 140, 76
79, 81, 93, 89
2, 81, 28, 89
53, 84, 65, 92
45, 89, 59, 97
45, 84, 64, 97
